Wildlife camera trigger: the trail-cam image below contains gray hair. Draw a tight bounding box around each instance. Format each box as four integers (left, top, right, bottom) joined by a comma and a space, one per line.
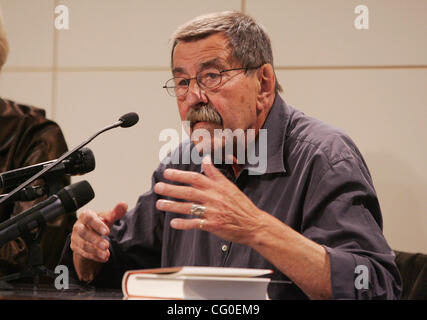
0, 9, 9, 71
170, 11, 282, 93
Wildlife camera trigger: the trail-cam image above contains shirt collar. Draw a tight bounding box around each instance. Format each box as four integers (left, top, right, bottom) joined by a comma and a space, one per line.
244, 94, 288, 175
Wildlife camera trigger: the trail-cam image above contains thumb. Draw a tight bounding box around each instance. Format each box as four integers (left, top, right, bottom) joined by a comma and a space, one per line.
100, 202, 128, 229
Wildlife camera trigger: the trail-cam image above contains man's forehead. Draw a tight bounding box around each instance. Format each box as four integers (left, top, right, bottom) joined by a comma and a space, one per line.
172, 33, 233, 73
173, 58, 229, 74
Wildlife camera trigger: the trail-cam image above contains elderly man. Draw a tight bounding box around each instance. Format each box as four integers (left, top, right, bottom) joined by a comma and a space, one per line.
66, 11, 401, 299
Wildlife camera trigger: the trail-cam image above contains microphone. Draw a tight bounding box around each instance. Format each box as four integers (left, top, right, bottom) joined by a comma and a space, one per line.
119, 112, 139, 128
0, 147, 95, 189
0, 180, 94, 246
0, 112, 139, 206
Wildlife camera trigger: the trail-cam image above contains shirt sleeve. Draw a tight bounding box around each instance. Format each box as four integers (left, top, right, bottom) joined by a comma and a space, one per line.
301, 156, 402, 299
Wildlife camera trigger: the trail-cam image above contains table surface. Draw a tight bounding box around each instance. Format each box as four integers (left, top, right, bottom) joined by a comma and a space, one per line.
0, 282, 124, 300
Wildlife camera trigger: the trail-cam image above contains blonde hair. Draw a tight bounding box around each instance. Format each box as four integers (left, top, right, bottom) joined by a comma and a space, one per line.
0, 9, 9, 71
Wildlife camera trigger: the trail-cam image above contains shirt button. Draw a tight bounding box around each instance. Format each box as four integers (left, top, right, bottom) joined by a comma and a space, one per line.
221, 244, 228, 252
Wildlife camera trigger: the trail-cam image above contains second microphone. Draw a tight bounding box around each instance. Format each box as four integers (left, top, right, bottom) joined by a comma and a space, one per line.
0, 147, 96, 189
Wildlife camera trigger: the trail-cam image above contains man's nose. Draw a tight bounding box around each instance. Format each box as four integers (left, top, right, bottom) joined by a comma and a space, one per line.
186, 79, 208, 105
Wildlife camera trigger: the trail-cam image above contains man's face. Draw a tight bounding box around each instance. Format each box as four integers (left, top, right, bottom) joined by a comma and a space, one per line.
172, 32, 262, 155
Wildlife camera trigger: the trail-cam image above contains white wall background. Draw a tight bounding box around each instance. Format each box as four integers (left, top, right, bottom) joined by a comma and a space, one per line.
0, 0, 425, 254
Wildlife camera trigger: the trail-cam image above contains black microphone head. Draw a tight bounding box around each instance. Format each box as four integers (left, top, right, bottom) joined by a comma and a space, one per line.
119, 112, 139, 128
57, 180, 95, 213
64, 147, 96, 175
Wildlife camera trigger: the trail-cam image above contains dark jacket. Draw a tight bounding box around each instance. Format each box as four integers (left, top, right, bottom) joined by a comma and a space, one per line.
0, 98, 76, 277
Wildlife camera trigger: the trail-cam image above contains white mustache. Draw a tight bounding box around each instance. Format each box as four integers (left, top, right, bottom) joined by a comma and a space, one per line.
185, 104, 222, 128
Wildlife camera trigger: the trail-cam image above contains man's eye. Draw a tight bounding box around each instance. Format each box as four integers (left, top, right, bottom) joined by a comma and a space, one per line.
205, 73, 220, 80
176, 79, 189, 87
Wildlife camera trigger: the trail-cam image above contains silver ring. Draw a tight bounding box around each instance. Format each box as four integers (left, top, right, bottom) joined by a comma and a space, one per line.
190, 204, 206, 218
199, 219, 205, 230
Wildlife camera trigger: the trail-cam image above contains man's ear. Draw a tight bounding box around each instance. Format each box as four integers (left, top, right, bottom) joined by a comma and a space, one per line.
256, 63, 276, 111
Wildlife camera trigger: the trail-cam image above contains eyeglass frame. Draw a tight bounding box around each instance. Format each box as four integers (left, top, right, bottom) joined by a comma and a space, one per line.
162, 65, 263, 97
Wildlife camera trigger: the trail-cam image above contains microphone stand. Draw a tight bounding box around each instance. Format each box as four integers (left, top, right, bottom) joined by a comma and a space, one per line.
0, 185, 47, 203
0, 175, 66, 289
0, 114, 137, 290
0, 202, 54, 290
0, 172, 64, 203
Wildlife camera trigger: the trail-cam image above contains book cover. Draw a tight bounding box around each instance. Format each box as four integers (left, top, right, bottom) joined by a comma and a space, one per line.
122, 266, 273, 300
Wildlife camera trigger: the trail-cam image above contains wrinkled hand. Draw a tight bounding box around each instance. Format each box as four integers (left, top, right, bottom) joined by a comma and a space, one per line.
70, 202, 128, 282
154, 156, 267, 246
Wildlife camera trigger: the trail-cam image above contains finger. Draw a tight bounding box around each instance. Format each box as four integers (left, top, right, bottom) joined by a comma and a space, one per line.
75, 240, 108, 262
79, 210, 110, 236
154, 183, 208, 203
71, 241, 109, 263
73, 221, 110, 250
71, 226, 109, 260
201, 156, 227, 181
100, 202, 128, 228
170, 218, 209, 231
156, 199, 210, 217
156, 199, 192, 215
163, 168, 212, 188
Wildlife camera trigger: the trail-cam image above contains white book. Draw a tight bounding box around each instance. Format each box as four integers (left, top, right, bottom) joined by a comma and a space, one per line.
122, 266, 273, 300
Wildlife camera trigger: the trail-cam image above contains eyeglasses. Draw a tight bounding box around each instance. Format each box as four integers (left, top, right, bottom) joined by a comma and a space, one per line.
163, 66, 262, 97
